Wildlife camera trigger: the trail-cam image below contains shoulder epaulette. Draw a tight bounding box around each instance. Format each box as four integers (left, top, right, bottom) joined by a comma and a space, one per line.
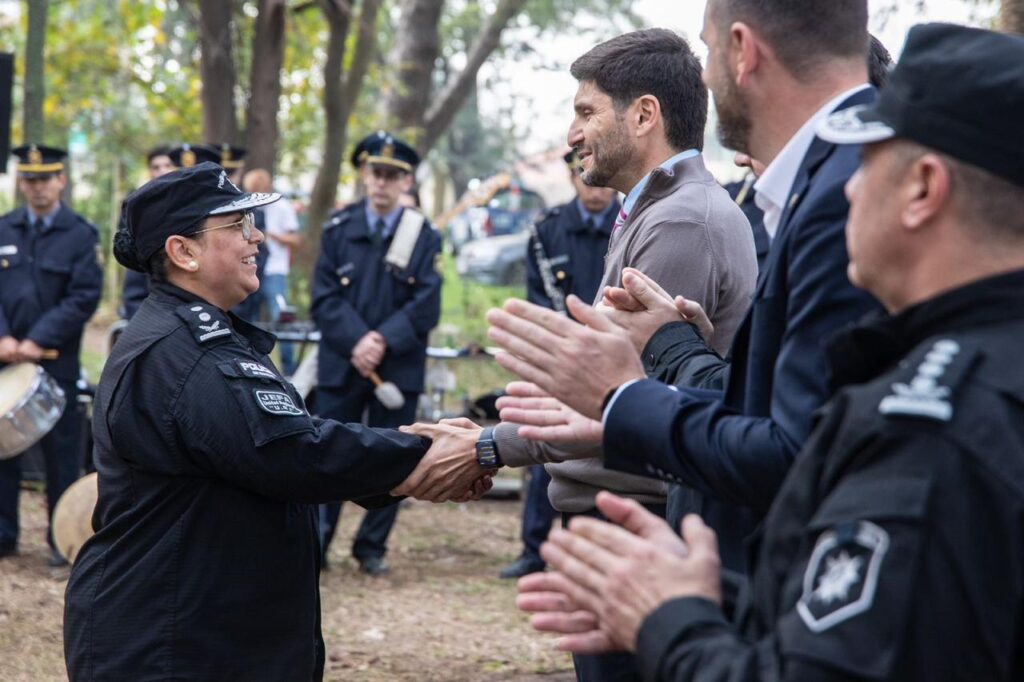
174, 302, 233, 345
323, 207, 355, 231
878, 338, 978, 422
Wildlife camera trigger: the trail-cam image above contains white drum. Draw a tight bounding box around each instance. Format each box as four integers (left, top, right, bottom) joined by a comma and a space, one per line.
52, 472, 98, 564
0, 363, 67, 459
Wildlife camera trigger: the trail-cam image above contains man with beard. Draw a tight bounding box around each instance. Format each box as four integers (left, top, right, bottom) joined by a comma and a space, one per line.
486, 0, 882, 576
400, 28, 757, 681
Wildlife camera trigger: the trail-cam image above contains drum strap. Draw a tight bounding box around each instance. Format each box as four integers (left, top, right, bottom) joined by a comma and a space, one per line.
385, 209, 425, 271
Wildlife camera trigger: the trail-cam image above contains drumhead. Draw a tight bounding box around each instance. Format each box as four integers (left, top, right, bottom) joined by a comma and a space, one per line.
0, 363, 40, 414
52, 472, 99, 564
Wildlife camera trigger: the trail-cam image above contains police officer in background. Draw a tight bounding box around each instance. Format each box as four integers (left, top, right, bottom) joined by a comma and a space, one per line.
517, 24, 1024, 680
499, 149, 618, 580
313, 131, 443, 575
122, 144, 177, 320
0, 144, 102, 566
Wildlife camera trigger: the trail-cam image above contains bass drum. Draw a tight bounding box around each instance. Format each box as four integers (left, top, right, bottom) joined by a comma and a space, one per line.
52, 472, 98, 564
0, 363, 66, 459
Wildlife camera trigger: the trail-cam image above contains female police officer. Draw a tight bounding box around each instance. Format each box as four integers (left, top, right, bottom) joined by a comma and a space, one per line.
63, 163, 475, 681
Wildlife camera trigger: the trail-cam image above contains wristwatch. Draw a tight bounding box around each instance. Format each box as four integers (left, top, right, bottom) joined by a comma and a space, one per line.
475, 426, 503, 469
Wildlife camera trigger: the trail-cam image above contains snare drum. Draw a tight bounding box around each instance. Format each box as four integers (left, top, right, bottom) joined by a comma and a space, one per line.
0, 363, 67, 459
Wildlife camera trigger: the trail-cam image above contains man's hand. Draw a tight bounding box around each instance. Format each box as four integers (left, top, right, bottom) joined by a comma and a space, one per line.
496, 382, 603, 447
0, 336, 19, 363
600, 268, 714, 350
351, 331, 386, 377
540, 492, 722, 652
516, 571, 616, 654
486, 296, 644, 420
392, 418, 487, 502
16, 339, 45, 363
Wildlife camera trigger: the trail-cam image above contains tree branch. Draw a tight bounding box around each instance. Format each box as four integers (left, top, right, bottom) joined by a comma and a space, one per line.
418, 0, 529, 155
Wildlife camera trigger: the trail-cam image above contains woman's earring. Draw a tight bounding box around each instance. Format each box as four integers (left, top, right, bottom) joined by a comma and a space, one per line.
188, 260, 199, 272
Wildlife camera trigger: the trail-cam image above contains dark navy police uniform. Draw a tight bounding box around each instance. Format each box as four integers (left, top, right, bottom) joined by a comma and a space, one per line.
64, 282, 428, 680
0, 203, 102, 552
516, 198, 617, 571
634, 271, 1024, 681
312, 198, 442, 564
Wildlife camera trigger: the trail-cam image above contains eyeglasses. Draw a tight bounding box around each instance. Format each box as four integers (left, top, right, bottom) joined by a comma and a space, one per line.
192, 212, 257, 242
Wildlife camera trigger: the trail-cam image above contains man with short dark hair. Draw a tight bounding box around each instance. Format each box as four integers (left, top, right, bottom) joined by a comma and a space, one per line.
400, 28, 757, 681
0, 144, 102, 566
519, 24, 1024, 680
488, 0, 882, 575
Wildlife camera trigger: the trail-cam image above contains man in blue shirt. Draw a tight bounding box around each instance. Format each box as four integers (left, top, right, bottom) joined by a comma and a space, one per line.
312, 132, 443, 575
0, 144, 102, 566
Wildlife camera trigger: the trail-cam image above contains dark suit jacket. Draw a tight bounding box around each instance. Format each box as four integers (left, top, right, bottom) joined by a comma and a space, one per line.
603, 88, 883, 572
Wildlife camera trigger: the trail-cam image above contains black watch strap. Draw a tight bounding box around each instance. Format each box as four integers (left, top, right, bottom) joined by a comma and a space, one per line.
475, 426, 502, 469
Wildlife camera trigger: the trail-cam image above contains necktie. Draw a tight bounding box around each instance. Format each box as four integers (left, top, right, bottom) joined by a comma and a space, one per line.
612, 207, 628, 235
584, 217, 596, 233
371, 218, 385, 249
33, 217, 45, 233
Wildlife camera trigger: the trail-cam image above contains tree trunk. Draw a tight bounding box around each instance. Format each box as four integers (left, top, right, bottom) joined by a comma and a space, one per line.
383, 0, 444, 136
245, 0, 288, 174
23, 0, 48, 144
198, 0, 239, 144
306, 0, 381, 245
418, 0, 529, 155
1002, 0, 1024, 33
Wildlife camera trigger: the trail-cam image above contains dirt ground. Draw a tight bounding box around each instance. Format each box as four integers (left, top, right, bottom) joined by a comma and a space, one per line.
0, 488, 575, 681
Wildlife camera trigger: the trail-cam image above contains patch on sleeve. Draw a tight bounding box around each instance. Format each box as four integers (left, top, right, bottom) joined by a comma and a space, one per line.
236, 360, 279, 380
797, 521, 890, 633
254, 389, 305, 416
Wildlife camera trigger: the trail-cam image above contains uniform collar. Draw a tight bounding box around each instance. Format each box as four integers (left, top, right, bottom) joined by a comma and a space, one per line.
826, 269, 1024, 389
16, 203, 70, 231
568, 198, 618, 234
149, 280, 277, 354
364, 202, 403, 239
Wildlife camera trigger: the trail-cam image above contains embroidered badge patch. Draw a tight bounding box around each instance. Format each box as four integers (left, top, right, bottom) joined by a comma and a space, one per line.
237, 360, 278, 380
254, 390, 304, 416
797, 521, 890, 633
879, 339, 960, 421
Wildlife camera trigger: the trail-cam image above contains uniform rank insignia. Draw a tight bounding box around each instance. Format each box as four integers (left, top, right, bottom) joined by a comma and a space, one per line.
254, 390, 304, 416
879, 339, 970, 421
176, 304, 232, 344
797, 521, 890, 633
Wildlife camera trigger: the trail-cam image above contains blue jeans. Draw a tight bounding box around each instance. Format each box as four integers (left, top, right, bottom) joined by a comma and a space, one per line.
261, 274, 295, 375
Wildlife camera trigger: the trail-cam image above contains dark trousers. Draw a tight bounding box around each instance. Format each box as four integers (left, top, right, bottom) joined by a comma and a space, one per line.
520, 465, 556, 563
317, 380, 418, 562
563, 502, 667, 682
0, 380, 81, 550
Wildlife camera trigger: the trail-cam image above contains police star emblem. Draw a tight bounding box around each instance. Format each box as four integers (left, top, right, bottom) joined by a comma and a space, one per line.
797, 520, 890, 633
182, 149, 196, 167
28, 145, 43, 165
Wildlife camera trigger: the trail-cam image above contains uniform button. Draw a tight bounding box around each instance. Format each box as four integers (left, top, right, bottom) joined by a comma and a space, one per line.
0, 259, 7, 268
340, 276, 351, 286
408, 276, 416, 284
556, 271, 566, 281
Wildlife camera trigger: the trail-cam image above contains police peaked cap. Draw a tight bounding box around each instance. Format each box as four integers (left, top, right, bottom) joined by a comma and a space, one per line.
350, 131, 419, 173
169, 143, 222, 169
12, 144, 67, 177
818, 23, 1024, 187
114, 162, 280, 273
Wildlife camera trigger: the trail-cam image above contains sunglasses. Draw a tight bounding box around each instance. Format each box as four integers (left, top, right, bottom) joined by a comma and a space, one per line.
192, 212, 257, 241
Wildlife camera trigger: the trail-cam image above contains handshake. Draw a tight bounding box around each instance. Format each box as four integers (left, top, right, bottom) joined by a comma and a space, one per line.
390, 418, 494, 503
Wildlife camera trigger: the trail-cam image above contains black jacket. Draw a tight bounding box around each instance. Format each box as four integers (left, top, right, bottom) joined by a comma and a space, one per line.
635, 270, 1024, 681
0, 204, 102, 381
64, 282, 428, 681
525, 199, 617, 311
312, 201, 442, 392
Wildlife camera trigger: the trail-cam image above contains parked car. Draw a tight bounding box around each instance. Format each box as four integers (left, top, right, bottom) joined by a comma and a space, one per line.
455, 230, 531, 287
439, 174, 546, 253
